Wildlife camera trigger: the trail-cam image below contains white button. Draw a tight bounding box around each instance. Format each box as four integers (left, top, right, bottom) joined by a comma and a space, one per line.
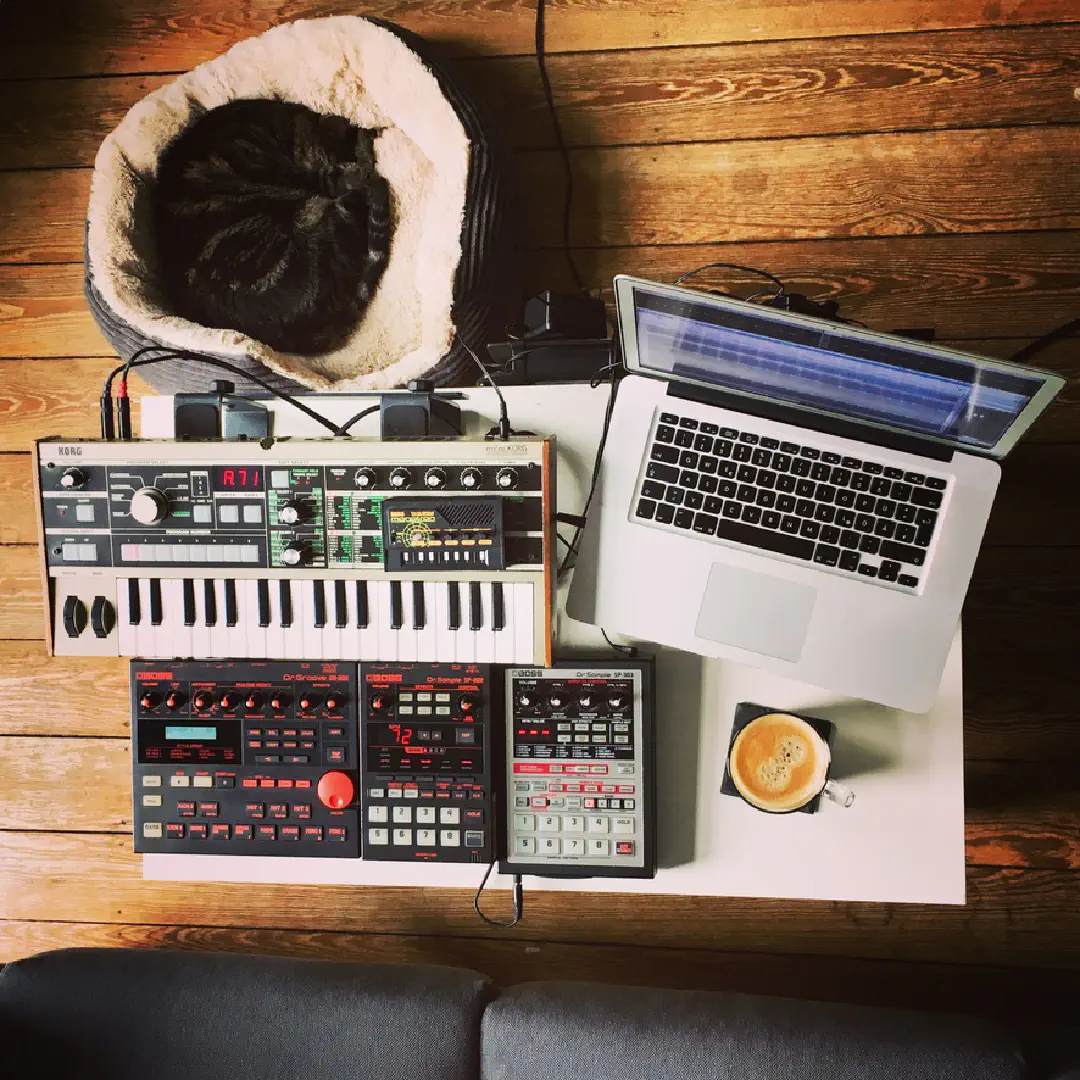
440, 829, 461, 847
514, 813, 536, 832
154, 545, 172, 562
587, 816, 609, 833
142, 822, 163, 838
440, 806, 460, 825
271, 470, 290, 489
399, 705, 414, 714
368, 828, 389, 845
224, 545, 243, 561
193, 775, 213, 788
539, 815, 560, 833
393, 805, 412, 824
76, 504, 95, 523
241, 545, 259, 563
193, 505, 212, 524
416, 806, 436, 824
78, 543, 97, 561
566, 798, 583, 811
416, 829, 437, 846
613, 816, 635, 834
564, 815, 585, 833
61, 543, 79, 561
403, 787, 419, 799
169, 775, 190, 787
393, 828, 413, 845
565, 837, 586, 855
141, 794, 162, 807
141, 775, 162, 787
435, 693, 450, 702
540, 837, 561, 855
614, 735, 630, 744
388, 788, 402, 799
514, 836, 537, 855
368, 805, 388, 823
587, 838, 611, 857
122, 544, 139, 561
617, 764, 635, 776
171, 545, 190, 561
137, 544, 157, 562
243, 504, 263, 524
368, 788, 385, 799
219, 505, 240, 524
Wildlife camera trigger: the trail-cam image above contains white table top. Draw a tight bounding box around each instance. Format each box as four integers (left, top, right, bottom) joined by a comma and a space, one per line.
141, 385, 965, 904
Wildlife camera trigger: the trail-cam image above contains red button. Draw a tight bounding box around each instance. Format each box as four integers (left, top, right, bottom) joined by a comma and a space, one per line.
188, 824, 208, 839
294, 779, 311, 789
303, 826, 324, 841
166, 823, 185, 838
280, 825, 301, 841
242, 778, 258, 788
234, 824, 253, 839
293, 804, 312, 819
616, 841, 635, 856
257, 825, 277, 840
277, 779, 294, 789
259, 779, 275, 788
317, 770, 355, 810
210, 824, 231, 839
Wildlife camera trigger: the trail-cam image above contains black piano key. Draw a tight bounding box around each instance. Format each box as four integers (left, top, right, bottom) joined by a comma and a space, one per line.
389, 580, 403, 629
149, 579, 163, 626
412, 581, 426, 630
312, 580, 326, 628
182, 579, 196, 627
469, 581, 483, 631
334, 580, 347, 628
279, 580, 292, 627
447, 581, 461, 630
257, 579, 271, 628
492, 582, 506, 631
225, 580, 238, 627
355, 580, 368, 629
127, 579, 141, 625
203, 579, 217, 627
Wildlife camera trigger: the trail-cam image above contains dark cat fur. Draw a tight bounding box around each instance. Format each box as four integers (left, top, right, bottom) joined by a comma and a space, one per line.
153, 98, 392, 354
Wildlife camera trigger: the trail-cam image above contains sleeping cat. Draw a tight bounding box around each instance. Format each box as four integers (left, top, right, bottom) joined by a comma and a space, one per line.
153, 98, 392, 354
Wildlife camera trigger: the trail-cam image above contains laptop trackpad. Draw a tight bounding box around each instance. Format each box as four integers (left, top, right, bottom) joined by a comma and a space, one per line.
694, 562, 816, 662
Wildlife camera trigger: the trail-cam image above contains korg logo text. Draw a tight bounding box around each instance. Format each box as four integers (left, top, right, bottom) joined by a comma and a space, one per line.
58, 446, 83, 456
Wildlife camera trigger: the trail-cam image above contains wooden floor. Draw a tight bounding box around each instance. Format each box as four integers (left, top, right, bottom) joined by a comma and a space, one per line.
1, 1, 1079, 1011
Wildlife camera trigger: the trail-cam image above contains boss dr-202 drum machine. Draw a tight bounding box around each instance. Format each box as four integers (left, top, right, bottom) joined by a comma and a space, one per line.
132, 660, 360, 857
35, 437, 554, 665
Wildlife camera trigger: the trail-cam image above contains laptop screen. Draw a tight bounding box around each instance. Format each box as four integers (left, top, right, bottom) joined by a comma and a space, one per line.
622, 278, 1062, 457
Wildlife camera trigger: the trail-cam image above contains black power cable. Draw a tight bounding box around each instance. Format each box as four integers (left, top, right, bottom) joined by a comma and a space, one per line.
473, 861, 523, 928
1009, 315, 1080, 366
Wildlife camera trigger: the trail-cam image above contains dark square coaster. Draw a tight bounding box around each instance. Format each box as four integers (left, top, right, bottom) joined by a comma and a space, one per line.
721, 701, 836, 815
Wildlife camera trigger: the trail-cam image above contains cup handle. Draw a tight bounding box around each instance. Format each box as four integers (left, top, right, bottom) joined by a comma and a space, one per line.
823, 779, 855, 808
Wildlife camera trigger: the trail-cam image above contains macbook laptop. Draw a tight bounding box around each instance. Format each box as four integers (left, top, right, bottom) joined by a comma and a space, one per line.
566, 275, 1064, 711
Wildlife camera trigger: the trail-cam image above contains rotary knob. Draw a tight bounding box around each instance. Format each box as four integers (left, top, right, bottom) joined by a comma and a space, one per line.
459, 695, 478, 716
460, 467, 482, 490
389, 467, 412, 490
608, 691, 626, 710
369, 693, 387, 711
298, 692, 319, 711
59, 467, 86, 489
578, 691, 596, 710
218, 692, 238, 711
354, 467, 377, 489
278, 498, 310, 525
280, 541, 312, 567
139, 691, 159, 710
424, 467, 446, 489
244, 693, 263, 711
317, 770, 355, 810
129, 486, 169, 525
192, 691, 213, 711
325, 693, 345, 711
270, 693, 288, 711
166, 691, 186, 710
547, 691, 566, 710
516, 691, 534, 710
495, 467, 519, 490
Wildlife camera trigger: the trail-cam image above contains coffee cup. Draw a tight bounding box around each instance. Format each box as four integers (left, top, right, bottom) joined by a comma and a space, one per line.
728, 711, 854, 814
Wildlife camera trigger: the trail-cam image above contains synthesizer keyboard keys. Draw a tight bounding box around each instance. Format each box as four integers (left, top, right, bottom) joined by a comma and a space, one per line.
417, 582, 439, 662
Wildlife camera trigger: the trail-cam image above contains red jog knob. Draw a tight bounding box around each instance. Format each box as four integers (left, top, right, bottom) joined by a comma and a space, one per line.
317, 771, 355, 810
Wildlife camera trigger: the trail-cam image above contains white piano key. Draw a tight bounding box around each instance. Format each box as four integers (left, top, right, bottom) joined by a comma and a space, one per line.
397, 581, 417, 663
280, 580, 305, 660
240, 579, 265, 659
208, 579, 230, 659
375, 582, 398, 661
513, 582, 536, 663
494, 580, 517, 664
116, 579, 137, 657
339, 579, 362, 662
300, 580, 323, 661
435, 581, 456, 662
475, 582, 497, 663
358, 580, 380, 660
455, 582, 476, 663
320, 579, 343, 661
190, 579, 212, 659
264, 578, 286, 660
223, 580, 248, 659
135, 578, 157, 657
417, 581, 439, 662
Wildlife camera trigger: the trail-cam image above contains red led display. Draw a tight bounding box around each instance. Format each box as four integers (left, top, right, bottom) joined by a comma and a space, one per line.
212, 466, 263, 491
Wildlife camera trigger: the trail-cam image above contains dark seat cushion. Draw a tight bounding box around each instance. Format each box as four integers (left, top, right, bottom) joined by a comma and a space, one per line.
480, 981, 1030, 1080
0, 947, 492, 1080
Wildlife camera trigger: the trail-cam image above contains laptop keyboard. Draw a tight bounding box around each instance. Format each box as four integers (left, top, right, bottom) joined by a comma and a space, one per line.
633, 412, 949, 590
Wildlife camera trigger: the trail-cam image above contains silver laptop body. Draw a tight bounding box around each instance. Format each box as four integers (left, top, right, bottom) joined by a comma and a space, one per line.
567, 275, 1063, 712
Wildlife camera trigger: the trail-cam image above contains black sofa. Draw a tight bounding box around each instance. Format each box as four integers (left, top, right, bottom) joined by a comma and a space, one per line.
1, 948, 1076, 1079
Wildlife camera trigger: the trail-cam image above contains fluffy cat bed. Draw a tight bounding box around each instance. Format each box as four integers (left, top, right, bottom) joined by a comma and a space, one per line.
84, 16, 514, 394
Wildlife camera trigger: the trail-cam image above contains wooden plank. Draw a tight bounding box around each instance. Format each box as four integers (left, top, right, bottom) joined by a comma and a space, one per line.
0, 545, 48, 639
0, 737, 130, 832
0, 831, 1077, 968
2, 1, 1076, 78
7, 230, 1080, 351
6, 27, 1080, 168
2, 920, 1079, 1019
3, 735, 1073, 868
6, 125, 1080, 264
0, 645, 129, 737
0, 360, 147, 453
2, 433, 1076, 548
